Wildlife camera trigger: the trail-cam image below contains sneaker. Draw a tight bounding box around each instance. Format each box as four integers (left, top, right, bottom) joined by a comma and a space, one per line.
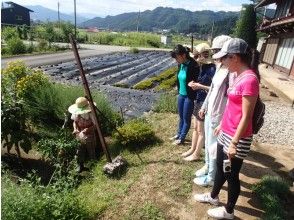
207, 206, 234, 219
172, 139, 183, 145
169, 135, 179, 141
193, 192, 219, 206
195, 165, 208, 177
193, 176, 214, 187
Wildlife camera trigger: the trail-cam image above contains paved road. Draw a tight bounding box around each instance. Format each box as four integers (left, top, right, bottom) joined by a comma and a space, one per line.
1, 45, 130, 68
1, 42, 170, 68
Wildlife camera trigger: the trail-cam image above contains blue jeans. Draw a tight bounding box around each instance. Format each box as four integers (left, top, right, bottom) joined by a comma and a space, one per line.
177, 95, 194, 142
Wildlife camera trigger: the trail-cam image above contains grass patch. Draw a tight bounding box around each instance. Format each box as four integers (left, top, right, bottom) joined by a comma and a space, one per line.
133, 66, 177, 90
252, 175, 291, 220
124, 201, 165, 220
75, 113, 201, 219
153, 92, 177, 113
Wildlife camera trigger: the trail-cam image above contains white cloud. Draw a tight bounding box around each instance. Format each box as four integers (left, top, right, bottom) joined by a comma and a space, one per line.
4, 0, 247, 17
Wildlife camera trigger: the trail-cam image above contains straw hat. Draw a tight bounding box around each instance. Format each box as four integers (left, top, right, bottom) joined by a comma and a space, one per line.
68, 97, 96, 115
195, 43, 211, 54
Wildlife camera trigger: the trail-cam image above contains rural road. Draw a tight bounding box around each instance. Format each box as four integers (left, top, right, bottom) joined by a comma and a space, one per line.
1, 42, 170, 68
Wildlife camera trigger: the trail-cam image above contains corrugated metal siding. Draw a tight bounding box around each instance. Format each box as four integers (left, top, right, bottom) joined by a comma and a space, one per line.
275, 38, 294, 70
263, 38, 279, 65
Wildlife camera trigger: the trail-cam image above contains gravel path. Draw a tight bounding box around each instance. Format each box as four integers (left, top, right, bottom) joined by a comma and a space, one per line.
254, 100, 294, 148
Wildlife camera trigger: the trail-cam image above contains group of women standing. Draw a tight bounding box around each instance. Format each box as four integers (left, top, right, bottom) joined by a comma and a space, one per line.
171, 36, 260, 219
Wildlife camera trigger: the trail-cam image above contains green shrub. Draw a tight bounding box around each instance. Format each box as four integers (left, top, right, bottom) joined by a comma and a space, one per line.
37, 131, 79, 163
130, 47, 139, 53
1, 61, 32, 154
38, 39, 49, 51
252, 175, 290, 220
1, 46, 9, 55
2, 176, 90, 220
6, 37, 26, 55
153, 93, 177, 113
2, 26, 18, 41
114, 119, 156, 149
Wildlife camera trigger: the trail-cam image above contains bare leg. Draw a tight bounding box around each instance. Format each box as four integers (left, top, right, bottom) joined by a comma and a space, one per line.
184, 119, 204, 160
181, 116, 198, 157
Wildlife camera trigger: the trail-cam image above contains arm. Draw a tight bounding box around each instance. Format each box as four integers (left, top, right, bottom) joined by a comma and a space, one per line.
227, 96, 257, 159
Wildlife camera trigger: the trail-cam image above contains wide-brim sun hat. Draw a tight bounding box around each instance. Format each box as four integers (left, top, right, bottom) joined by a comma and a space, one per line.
195, 43, 211, 54
211, 35, 232, 50
212, 38, 248, 60
68, 97, 96, 115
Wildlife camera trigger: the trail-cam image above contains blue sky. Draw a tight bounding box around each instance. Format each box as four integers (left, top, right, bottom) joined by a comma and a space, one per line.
5, 0, 253, 18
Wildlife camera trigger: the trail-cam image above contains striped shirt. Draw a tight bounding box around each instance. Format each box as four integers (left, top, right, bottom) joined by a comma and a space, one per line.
218, 131, 252, 159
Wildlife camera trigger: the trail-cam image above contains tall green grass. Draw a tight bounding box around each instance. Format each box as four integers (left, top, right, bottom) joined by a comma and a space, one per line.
153, 92, 177, 113
2, 175, 90, 220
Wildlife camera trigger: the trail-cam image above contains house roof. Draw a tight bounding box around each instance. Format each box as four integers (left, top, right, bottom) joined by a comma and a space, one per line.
4, 1, 34, 12
255, 0, 276, 9
257, 15, 294, 33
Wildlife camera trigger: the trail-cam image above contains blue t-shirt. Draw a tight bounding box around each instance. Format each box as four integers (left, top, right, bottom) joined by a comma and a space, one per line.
196, 63, 216, 103
178, 63, 189, 96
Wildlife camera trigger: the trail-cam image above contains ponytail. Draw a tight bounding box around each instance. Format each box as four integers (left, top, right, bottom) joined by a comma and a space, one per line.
239, 48, 260, 82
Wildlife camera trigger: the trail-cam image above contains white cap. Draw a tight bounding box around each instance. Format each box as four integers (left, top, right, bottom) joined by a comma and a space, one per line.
195, 43, 210, 54
212, 38, 248, 59
211, 35, 232, 50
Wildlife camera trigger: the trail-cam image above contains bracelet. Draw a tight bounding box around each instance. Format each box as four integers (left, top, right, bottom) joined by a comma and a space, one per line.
231, 140, 238, 146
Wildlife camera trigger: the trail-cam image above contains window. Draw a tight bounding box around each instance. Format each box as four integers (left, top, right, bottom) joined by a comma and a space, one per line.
275, 38, 294, 70
15, 15, 22, 20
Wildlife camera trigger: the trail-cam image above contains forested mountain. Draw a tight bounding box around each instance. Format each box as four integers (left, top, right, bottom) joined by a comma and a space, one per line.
80, 7, 239, 34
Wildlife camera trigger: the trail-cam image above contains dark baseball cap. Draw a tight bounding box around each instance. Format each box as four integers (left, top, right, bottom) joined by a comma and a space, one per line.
171, 44, 188, 58
212, 38, 248, 59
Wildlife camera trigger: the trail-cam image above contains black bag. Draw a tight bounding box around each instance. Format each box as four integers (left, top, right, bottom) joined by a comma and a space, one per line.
252, 96, 265, 134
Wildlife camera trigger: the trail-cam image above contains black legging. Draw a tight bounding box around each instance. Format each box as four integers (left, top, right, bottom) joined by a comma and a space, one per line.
210, 143, 243, 214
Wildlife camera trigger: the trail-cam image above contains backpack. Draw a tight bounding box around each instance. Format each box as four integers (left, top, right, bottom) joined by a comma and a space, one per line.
252, 96, 265, 134
232, 73, 265, 134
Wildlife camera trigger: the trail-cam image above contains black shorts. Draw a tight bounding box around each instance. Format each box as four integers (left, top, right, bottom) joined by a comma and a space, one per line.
193, 101, 204, 121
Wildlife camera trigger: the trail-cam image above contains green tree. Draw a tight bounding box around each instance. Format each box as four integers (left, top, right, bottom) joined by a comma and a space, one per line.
233, 4, 257, 48
2, 27, 18, 41
60, 22, 75, 42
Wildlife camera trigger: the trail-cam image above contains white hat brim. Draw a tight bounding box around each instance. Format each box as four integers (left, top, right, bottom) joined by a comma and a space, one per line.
68, 102, 96, 114
212, 51, 227, 59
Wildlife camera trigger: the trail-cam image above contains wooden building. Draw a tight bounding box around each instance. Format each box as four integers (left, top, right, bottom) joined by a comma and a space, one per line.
255, 0, 294, 78
1, 2, 33, 26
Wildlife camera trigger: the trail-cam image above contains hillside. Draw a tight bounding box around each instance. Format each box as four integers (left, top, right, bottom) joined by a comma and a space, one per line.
80, 7, 239, 33
27, 5, 89, 24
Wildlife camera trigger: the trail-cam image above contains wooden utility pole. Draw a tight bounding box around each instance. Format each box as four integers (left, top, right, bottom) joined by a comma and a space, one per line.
69, 34, 112, 163
74, 0, 77, 38
136, 10, 140, 32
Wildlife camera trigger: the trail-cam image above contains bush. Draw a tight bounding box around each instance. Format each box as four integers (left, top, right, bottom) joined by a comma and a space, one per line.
6, 37, 26, 55
1, 61, 32, 154
114, 119, 156, 149
38, 39, 49, 51
130, 47, 139, 53
153, 93, 177, 113
36, 131, 79, 163
1, 26, 18, 41
252, 175, 290, 220
2, 176, 90, 220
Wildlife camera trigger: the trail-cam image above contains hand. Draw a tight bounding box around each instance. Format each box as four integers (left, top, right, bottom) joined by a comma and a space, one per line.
188, 81, 195, 87
227, 143, 237, 160
198, 109, 206, 119
72, 129, 79, 135
213, 125, 221, 136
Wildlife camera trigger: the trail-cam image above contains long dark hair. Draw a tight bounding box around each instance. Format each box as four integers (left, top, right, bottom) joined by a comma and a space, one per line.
239, 48, 260, 82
